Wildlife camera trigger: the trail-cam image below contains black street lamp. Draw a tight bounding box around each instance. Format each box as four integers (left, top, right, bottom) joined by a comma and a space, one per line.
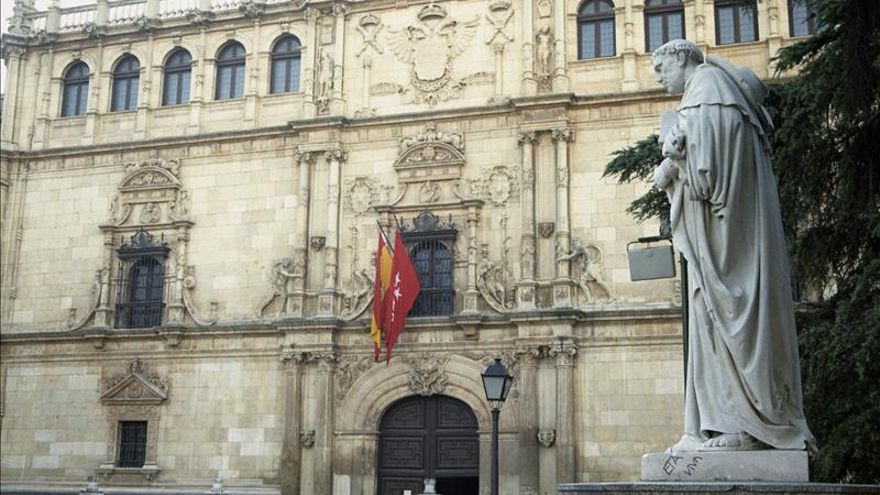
481, 358, 513, 495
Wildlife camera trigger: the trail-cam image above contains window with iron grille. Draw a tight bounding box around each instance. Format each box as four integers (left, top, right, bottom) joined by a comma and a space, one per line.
645, 0, 685, 52
400, 212, 457, 317
115, 230, 169, 329
117, 421, 148, 468
715, 0, 758, 45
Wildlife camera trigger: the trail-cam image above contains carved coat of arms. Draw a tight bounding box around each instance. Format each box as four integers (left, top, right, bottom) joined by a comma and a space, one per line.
388, 3, 480, 105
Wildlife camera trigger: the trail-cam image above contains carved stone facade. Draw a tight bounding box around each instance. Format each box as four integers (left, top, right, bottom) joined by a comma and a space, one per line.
0, 0, 801, 492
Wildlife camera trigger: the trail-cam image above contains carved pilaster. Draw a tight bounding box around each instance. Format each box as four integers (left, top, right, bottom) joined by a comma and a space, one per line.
280, 351, 312, 495
548, 338, 576, 483
551, 127, 573, 299
463, 205, 481, 314
312, 351, 337, 494
515, 346, 543, 495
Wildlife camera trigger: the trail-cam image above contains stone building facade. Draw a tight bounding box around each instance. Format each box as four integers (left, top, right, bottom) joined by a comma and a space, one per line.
0, 0, 809, 493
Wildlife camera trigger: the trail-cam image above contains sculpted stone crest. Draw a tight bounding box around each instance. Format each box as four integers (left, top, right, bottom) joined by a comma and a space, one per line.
387, 3, 480, 105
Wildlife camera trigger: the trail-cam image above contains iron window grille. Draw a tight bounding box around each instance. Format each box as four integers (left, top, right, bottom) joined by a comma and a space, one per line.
162, 48, 192, 106
577, 0, 616, 59
270, 35, 302, 94
788, 0, 816, 37
645, 0, 685, 52
400, 212, 457, 317
61, 61, 90, 117
715, 0, 758, 45
215, 42, 246, 100
111, 55, 140, 112
115, 230, 170, 329
117, 420, 148, 468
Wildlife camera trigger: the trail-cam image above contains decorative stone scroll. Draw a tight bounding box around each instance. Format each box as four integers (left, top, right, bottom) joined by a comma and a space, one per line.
386, 3, 480, 106
394, 122, 466, 183
334, 354, 378, 406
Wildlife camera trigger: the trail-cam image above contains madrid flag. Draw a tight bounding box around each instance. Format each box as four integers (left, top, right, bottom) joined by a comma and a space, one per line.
384, 231, 422, 362
370, 229, 394, 361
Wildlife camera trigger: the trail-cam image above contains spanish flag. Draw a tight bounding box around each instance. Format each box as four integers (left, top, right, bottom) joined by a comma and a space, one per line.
370, 228, 393, 361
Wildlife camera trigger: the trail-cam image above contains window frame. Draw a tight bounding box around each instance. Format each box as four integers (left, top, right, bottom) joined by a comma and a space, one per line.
111, 55, 140, 112
788, 0, 816, 37
114, 230, 169, 329
644, 0, 685, 53
714, 0, 759, 46
61, 61, 90, 117
162, 48, 192, 107
215, 42, 246, 101
270, 35, 302, 94
577, 0, 616, 60
400, 212, 457, 317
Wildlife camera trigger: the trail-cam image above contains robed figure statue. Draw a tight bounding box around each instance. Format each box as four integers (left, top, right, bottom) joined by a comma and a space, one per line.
651, 40, 813, 452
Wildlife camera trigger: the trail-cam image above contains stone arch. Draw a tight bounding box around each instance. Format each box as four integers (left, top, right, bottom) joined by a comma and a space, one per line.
336, 354, 495, 433
102, 47, 148, 73
55, 53, 98, 79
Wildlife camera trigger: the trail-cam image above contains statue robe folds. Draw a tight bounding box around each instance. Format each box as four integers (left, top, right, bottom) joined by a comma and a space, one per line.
662, 58, 813, 450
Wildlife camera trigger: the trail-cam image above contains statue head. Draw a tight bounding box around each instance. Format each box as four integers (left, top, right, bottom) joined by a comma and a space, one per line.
652, 39, 704, 95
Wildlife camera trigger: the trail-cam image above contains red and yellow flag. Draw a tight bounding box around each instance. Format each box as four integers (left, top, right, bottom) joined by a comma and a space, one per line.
383, 230, 422, 362
370, 229, 393, 361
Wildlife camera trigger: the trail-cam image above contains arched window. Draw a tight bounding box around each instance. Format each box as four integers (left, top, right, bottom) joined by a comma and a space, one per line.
578, 0, 616, 59
215, 42, 246, 100
715, 0, 758, 45
789, 0, 816, 37
645, 0, 685, 52
270, 35, 302, 94
115, 230, 168, 329
61, 61, 90, 117
162, 48, 192, 106
111, 55, 140, 112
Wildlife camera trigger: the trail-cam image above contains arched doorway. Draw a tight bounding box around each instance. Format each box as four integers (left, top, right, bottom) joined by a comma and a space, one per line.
378, 395, 479, 495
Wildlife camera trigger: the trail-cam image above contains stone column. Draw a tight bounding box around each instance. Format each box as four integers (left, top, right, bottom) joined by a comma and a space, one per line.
516, 131, 538, 309
621, 4, 639, 91
83, 41, 104, 145
290, 150, 313, 317
515, 346, 542, 494
0, 163, 27, 327
492, 43, 505, 99
549, 338, 577, 484
0, 44, 26, 147
244, 19, 262, 128
303, 8, 320, 118
167, 228, 189, 324
551, 126, 574, 308
462, 204, 481, 314
521, 0, 537, 95
551, 0, 568, 92
45, 0, 61, 33
32, 46, 55, 150
331, 3, 349, 114
313, 352, 337, 495
187, 27, 208, 135
280, 352, 309, 495
317, 147, 345, 316
359, 55, 373, 115
93, 230, 115, 328
134, 34, 154, 140
95, 0, 109, 26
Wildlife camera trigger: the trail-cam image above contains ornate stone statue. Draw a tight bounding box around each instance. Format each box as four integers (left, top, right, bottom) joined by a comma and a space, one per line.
535, 25, 553, 88
557, 236, 611, 302
651, 40, 813, 452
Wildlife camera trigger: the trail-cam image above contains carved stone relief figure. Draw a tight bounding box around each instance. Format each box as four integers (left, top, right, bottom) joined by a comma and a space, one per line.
139, 203, 162, 224
317, 49, 334, 114
167, 190, 190, 222
557, 236, 612, 303
257, 258, 298, 318
342, 267, 373, 319
477, 243, 511, 312
535, 26, 554, 91
418, 180, 441, 203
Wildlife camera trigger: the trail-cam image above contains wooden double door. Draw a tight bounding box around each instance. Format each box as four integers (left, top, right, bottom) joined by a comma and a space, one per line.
378, 395, 479, 495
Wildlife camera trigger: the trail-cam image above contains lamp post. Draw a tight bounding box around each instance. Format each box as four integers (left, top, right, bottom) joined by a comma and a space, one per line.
481, 357, 513, 495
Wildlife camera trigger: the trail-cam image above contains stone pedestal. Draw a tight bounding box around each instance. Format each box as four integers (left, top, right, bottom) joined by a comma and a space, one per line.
558, 482, 880, 495
641, 451, 808, 482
